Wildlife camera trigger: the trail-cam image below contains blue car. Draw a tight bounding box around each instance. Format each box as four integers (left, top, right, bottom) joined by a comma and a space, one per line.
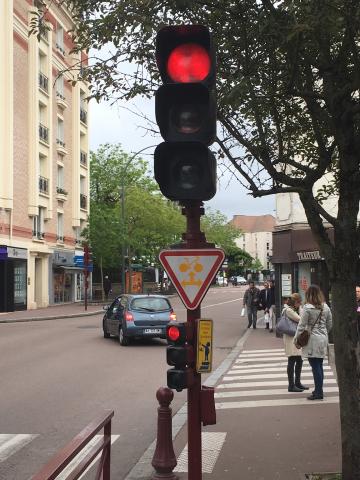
102, 294, 177, 346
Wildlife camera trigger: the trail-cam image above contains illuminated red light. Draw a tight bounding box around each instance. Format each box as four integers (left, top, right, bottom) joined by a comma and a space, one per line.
168, 325, 180, 342
167, 43, 210, 83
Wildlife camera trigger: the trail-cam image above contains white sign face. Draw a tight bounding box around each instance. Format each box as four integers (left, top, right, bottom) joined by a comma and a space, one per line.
159, 249, 225, 310
281, 274, 292, 297
7, 247, 27, 260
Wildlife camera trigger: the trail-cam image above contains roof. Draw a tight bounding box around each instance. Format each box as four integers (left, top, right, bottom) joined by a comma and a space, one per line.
229, 214, 276, 233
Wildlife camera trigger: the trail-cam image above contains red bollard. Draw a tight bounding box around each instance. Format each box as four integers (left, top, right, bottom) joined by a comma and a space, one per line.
151, 387, 178, 480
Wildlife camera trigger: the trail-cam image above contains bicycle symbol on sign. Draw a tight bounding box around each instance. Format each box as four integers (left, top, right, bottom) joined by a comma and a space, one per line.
179, 257, 203, 287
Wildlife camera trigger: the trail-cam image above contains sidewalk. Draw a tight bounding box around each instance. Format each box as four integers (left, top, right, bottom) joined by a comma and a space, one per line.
172, 327, 341, 480
0, 303, 103, 323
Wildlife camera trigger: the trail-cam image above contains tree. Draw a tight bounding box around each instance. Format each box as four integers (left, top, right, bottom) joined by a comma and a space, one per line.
226, 245, 254, 278
32, 1, 360, 475
201, 210, 239, 252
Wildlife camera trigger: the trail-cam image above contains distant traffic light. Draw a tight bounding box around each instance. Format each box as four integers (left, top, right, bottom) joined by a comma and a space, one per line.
154, 25, 217, 202
166, 322, 194, 392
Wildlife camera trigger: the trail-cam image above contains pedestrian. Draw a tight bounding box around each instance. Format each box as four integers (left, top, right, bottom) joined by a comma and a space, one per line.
294, 284, 332, 400
103, 275, 112, 301
356, 285, 360, 312
268, 280, 276, 332
282, 293, 308, 392
243, 281, 261, 329
259, 281, 272, 329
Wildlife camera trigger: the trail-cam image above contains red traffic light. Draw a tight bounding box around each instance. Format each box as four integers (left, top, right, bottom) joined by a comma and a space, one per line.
167, 43, 210, 83
167, 325, 180, 342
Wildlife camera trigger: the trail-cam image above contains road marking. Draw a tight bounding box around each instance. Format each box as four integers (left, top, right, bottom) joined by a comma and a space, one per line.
216, 396, 339, 409
215, 386, 339, 398
235, 356, 305, 363
242, 349, 284, 353
239, 352, 285, 357
176, 297, 243, 312
223, 371, 333, 381
227, 366, 331, 374
0, 434, 38, 462
56, 435, 120, 480
174, 432, 227, 473
217, 378, 338, 389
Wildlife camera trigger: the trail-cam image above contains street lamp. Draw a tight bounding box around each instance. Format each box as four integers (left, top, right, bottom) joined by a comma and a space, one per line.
121, 145, 157, 294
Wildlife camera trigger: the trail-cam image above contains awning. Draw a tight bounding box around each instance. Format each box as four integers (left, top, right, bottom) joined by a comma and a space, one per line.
56, 266, 84, 272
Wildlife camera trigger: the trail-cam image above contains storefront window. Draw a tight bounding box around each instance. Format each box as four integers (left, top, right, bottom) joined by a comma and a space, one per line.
14, 261, 27, 308
297, 262, 311, 301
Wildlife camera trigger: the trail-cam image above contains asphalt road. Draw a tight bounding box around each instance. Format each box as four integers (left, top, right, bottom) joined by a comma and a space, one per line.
0, 285, 246, 480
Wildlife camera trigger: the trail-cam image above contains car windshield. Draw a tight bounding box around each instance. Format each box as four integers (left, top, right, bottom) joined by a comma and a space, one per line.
131, 297, 171, 312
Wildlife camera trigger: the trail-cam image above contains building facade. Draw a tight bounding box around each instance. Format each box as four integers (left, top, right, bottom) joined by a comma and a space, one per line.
0, 0, 89, 311
229, 214, 275, 273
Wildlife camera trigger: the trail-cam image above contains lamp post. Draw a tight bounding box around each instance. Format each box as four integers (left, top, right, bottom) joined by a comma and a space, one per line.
121, 145, 157, 294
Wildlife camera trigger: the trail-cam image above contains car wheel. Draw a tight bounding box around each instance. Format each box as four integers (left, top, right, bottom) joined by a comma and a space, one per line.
103, 319, 110, 338
119, 325, 130, 346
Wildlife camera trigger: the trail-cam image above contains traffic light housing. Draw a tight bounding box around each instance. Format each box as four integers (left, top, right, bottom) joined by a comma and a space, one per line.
154, 25, 217, 202
166, 322, 194, 392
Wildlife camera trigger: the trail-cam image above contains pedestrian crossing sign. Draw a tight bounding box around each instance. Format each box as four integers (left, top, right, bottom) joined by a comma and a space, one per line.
196, 319, 213, 373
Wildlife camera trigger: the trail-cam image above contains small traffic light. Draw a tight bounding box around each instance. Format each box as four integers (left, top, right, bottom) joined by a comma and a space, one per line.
166, 322, 194, 392
154, 25, 217, 202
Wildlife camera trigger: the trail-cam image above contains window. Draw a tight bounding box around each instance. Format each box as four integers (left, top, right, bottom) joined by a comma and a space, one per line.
56, 25, 65, 55
56, 75, 65, 100
57, 213, 64, 242
33, 207, 45, 239
57, 117, 65, 147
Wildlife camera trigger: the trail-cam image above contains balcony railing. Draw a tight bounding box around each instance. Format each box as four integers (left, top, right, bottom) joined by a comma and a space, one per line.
39, 72, 49, 92
56, 43, 65, 56
80, 193, 87, 210
57, 235, 64, 242
56, 91, 66, 101
80, 150, 87, 166
56, 138, 66, 148
56, 187, 68, 195
39, 123, 49, 143
32, 230, 45, 240
80, 108, 87, 125
39, 175, 49, 194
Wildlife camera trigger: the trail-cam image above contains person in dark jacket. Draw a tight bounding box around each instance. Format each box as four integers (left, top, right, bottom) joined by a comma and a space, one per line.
243, 281, 261, 329
103, 275, 112, 301
259, 281, 272, 329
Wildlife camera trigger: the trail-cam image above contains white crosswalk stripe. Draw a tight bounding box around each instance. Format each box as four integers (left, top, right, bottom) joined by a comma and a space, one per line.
0, 433, 120, 476
215, 348, 339, 409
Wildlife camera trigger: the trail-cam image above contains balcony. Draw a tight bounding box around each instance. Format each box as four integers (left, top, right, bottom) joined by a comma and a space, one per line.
56, 43, 65, 56
56, 91, 67, 109
56, 186, 68, 202
39, 123, 49, 144
39, 175, 49, 195
56, 234, 64, 243
33, 230, 45, 240
80, 193, 87, 210
80, 151, 87, 166
80, 108, 87, 125
39, 72, 49, 93
56, 138, 66, 148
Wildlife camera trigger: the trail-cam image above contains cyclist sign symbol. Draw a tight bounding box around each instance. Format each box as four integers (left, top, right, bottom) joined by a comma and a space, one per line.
159, 249, 225, 310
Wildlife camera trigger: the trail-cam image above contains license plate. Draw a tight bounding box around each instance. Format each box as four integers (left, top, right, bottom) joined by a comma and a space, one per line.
144, 328, 162, 334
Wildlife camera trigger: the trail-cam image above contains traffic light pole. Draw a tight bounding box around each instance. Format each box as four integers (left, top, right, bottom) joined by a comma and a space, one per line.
182, 202, 213, 480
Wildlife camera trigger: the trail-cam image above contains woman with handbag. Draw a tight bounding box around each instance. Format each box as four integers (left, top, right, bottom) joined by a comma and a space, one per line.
294, 285, 333, 400
282, 294, 308, 392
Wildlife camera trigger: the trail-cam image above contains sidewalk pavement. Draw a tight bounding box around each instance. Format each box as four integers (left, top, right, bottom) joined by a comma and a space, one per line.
0, 303, 104, 323
170, 327, 341, 480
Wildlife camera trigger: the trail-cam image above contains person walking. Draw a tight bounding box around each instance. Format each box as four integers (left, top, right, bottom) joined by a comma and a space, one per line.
282, 293, 308, 392
259, 281, 272, 329
103, 275, 112, 301
294, 284, 332, 400
268, 280, 276, 332
243, 281, 261, 329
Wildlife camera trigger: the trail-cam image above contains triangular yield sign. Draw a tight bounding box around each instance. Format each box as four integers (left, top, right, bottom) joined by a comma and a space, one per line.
159, 249, 225, 310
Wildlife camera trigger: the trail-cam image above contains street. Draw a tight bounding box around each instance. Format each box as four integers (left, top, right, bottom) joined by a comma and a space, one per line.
0, 285, 245, 480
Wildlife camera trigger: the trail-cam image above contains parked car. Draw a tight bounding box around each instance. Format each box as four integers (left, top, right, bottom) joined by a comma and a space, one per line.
102, 294, 176, 346
236, 276, 248, 285
216, 276, 228, 286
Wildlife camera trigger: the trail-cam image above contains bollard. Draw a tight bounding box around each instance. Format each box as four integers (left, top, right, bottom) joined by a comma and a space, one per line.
151, 387, 178, 480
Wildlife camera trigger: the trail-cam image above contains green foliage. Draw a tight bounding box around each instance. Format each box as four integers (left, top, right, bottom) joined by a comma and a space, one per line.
226, 245, 254, 276
201, 210, 238, 252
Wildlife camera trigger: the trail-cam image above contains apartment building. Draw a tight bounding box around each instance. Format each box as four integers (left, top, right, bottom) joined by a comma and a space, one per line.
229, 214, 275, 272
0, 0, 89, 311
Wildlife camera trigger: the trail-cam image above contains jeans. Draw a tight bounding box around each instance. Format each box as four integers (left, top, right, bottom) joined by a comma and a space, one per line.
247, 306, 258, 327
308, 357, 324, 397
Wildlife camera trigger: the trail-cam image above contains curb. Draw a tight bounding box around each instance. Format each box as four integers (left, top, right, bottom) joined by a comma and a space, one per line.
124, 327, 251, 480
0, 309, 103, 324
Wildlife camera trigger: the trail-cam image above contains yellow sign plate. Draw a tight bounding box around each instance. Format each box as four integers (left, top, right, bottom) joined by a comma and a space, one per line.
196, 319, 213, 373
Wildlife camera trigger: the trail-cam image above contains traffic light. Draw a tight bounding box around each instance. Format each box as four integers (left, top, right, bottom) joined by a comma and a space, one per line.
166, 322, 194, 392
154, 25, 217, 201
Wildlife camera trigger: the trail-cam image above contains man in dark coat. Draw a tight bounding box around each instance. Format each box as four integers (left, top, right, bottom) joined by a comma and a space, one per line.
243, 281, 261, 329
260, 281, 272, 329
103, 275, 112, 301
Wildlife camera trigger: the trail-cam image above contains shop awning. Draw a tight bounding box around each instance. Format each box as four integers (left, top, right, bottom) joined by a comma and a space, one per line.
57, 266, 84, 272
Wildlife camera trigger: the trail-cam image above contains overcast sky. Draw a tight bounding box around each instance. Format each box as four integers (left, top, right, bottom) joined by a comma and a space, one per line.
89, 96, 275, 221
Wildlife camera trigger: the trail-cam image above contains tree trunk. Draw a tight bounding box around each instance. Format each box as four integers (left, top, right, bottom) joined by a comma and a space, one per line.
330, 261, 360, 478
100, 255, 104, 302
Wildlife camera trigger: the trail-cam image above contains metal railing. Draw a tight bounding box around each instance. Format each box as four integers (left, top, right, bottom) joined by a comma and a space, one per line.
56, 43, 65, 56
39, 73, 49, 92
32, 230, 45, 240
31, 410, 113, 480
80, 193, 87, 210
80, 108, 87, 125
56, 187, 68, 195
56, 91, 66, 101
39, 176, 49, 194
56, 138, 66, 148
39, 123, 49, 143
80, 150, 87, 166
56, 235, 64, 242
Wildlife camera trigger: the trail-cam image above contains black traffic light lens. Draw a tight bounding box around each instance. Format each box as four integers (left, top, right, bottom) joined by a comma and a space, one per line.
175, 161, 201, 190
167, 43, 210, 83
171, 104, 202, 134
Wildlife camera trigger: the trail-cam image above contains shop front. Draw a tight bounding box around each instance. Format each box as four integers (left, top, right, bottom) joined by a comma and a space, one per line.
0, 246, 27, 312
272, 228, 332, 312
51, 250, 85, 304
